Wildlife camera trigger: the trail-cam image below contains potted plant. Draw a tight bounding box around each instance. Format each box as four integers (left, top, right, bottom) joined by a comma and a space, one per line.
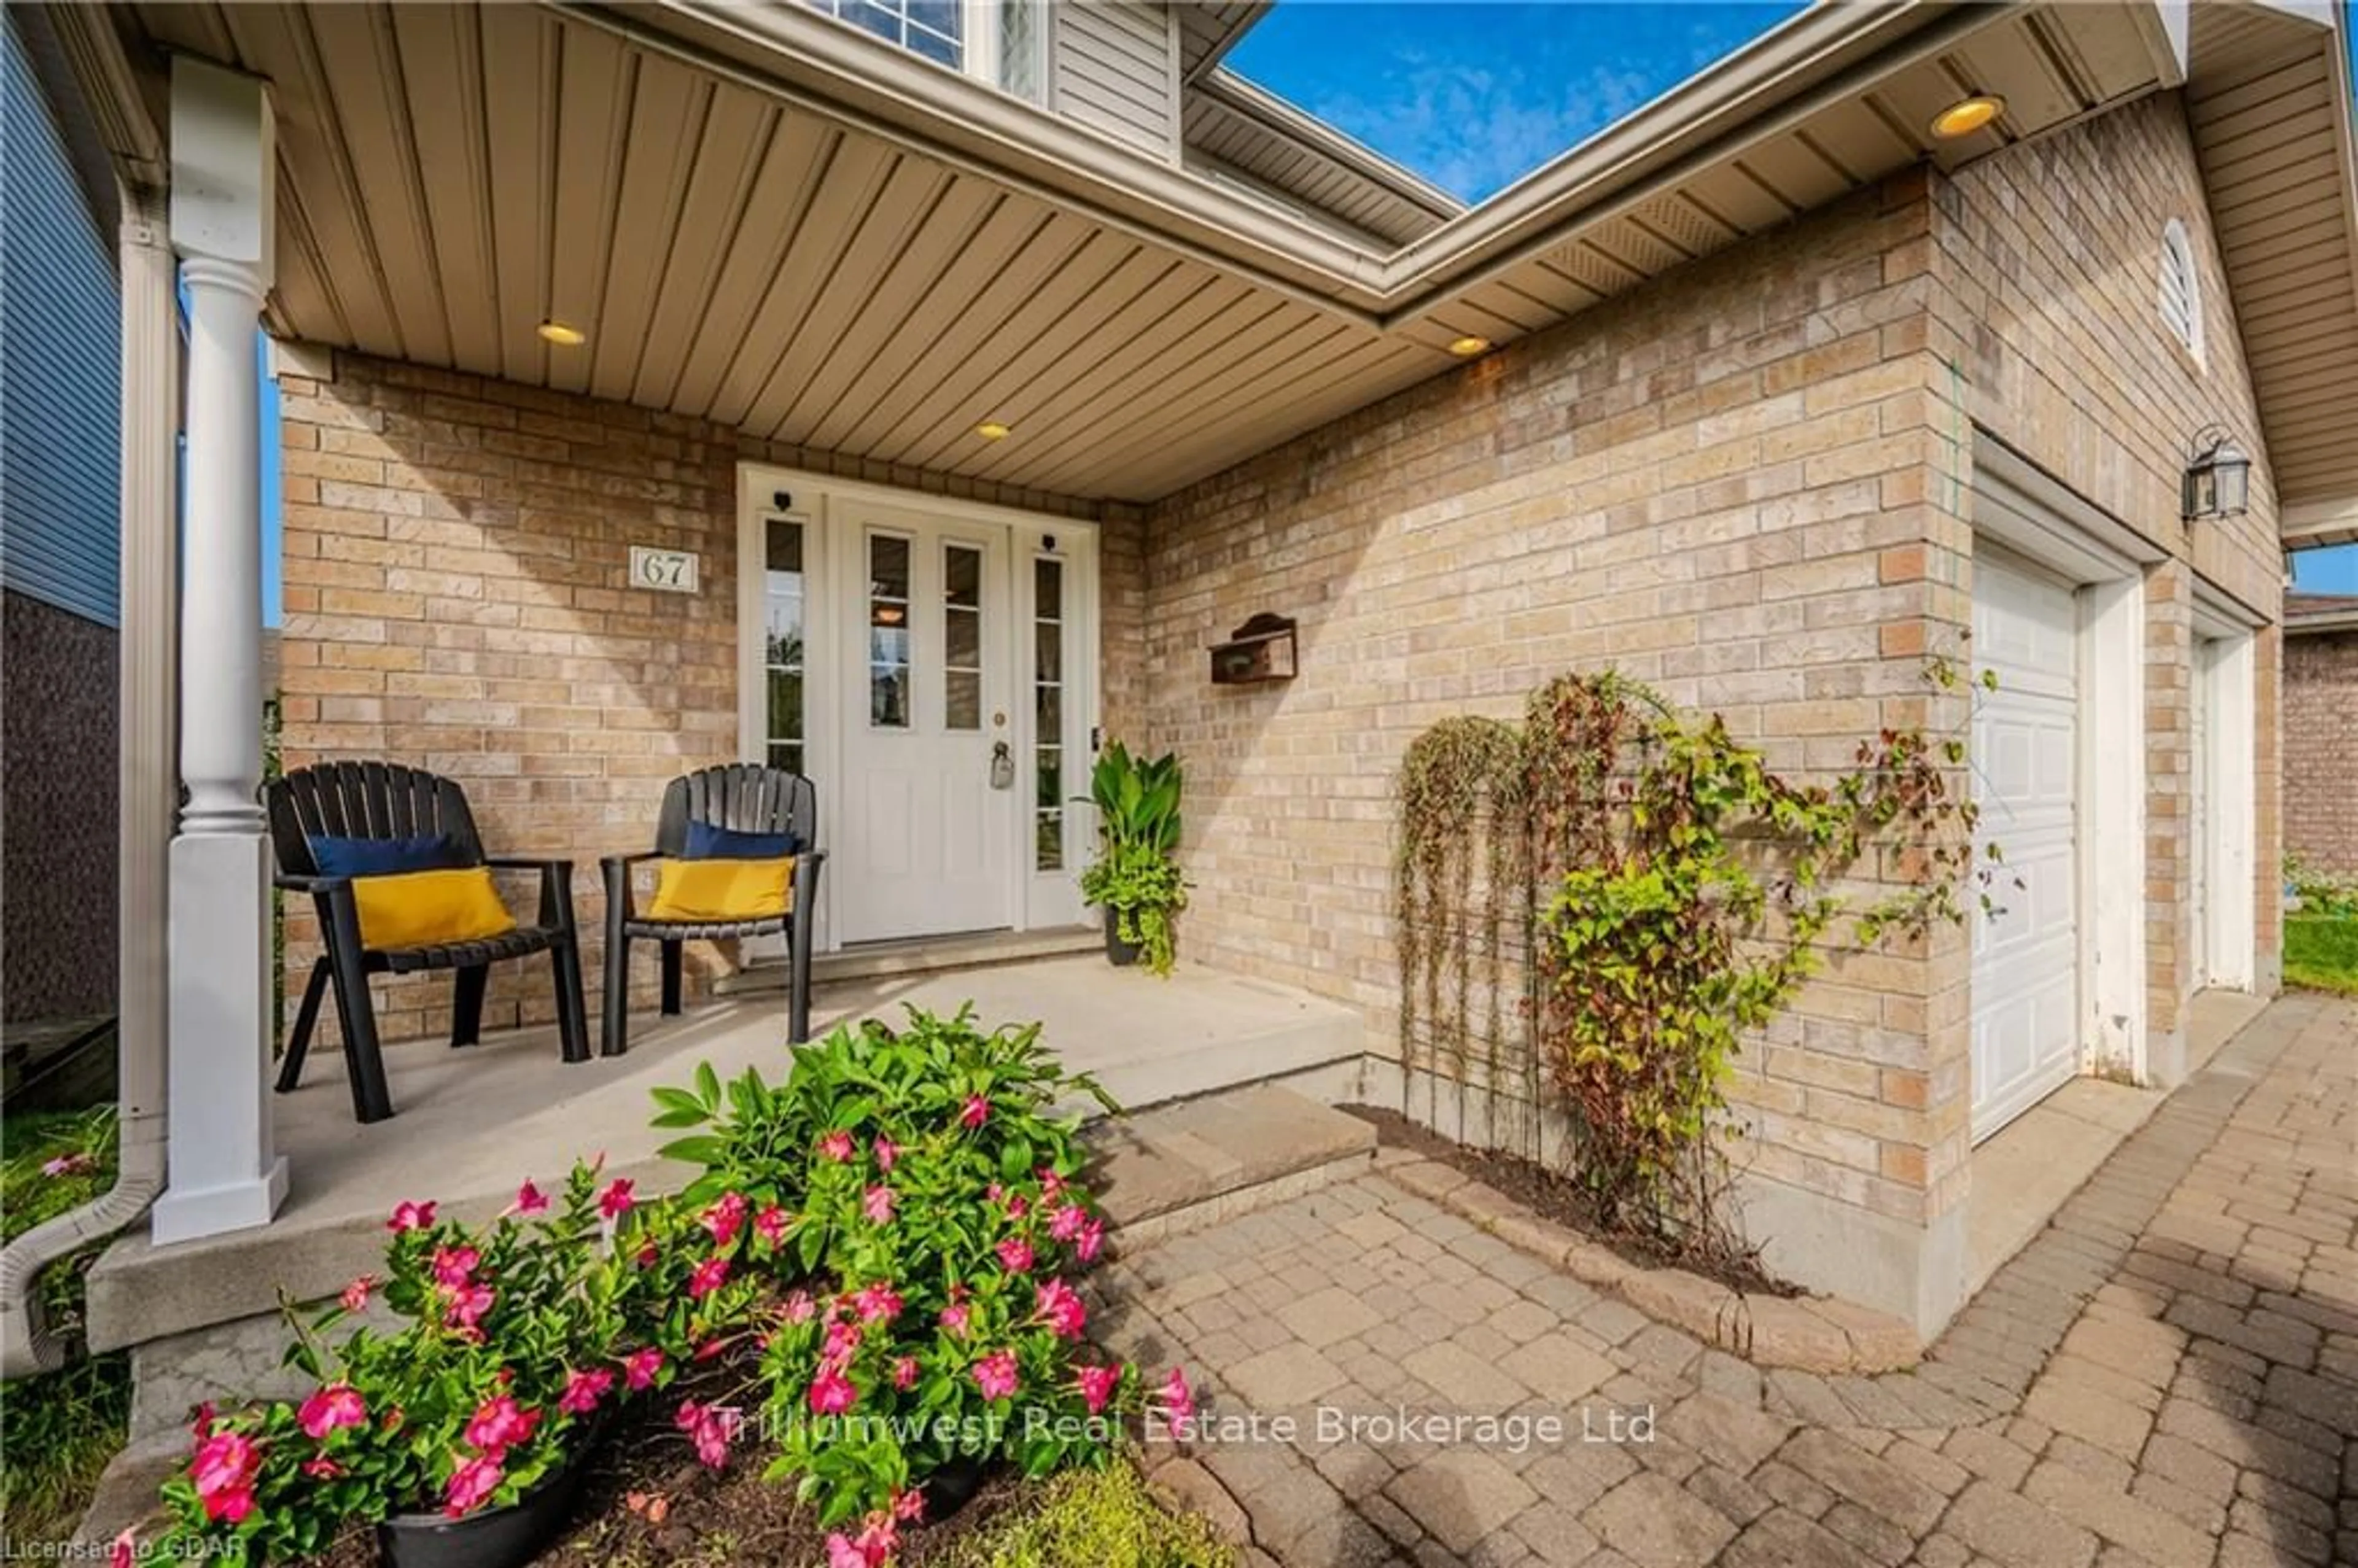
1077, 741, 1188, 974
142, 1161, 682, 1568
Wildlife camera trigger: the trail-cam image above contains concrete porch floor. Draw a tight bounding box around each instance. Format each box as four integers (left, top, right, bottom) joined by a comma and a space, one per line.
85, 956, 1365, 1353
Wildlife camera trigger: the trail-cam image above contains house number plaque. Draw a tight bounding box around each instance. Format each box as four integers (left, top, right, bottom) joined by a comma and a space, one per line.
629, 546, 699, 594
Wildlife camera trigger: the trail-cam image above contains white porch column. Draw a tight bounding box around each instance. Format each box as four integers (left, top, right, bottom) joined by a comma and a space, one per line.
152, 57, 287, 1245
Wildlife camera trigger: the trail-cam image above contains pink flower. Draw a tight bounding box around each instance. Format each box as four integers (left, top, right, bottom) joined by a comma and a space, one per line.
995, 1236, 1034, 1275
1049, 1203, 1089, 1243
512, 1179, 550, 1216
893, 1357, 920, 1391
1076, 1217, 1105, 1263
1156, 1367, 1195, 1425
430, 1246, 480, 1290
674, 1400, 744, 1469
387, 1200, 437, 1232
558, 1367, 615, 1416
893, 1488, 927, 1523
190, 1431, 260, 1524
938, 1303, 971, 1337
444, 1284, 496, 1335
445, 1452, 504, 1518
1034, 1279, 1088, 1341
597, 1179, 636, 1221
873, 1135, 900, 1171
302, 1454, 344, 1480
817, 1130, 856, 1162
960, 1095, 990, 1130
971, 1348, 1020, 1401
340, 1275, 376, 1313
850, 1281, 903, 1322
190, 1402, 216, 1440
826, 1535, 879, 1568
823, 1318, 865, 1364
623, 1348, 665, 1391
1038, 1168, 1067, 1200
41, 1152, 97, 1178
755, 1205, 792, 1248
464, 1395, 540, 1453
1076, 1364, 1122, 1415
863, 1185, 897, 1225
807, 1367, 858, 1416
781, 1289, 817, 1324
298, 1383, 367, 1440
110, 1529, 135, 1568
688, 1255, 730, 1300
701, 1192, 749, 1247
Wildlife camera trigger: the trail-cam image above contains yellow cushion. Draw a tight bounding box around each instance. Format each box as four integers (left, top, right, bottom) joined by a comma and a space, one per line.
351, 867, 516, 950
645, 856, 795, 922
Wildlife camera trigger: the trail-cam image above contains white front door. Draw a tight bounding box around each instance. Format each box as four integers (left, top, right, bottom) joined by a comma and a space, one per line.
833, 503, 1015, 944
1970, 553, 2083, 1141
2191, 637, 2212, 987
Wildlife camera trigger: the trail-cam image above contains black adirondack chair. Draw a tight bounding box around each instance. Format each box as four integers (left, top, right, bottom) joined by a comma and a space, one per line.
601, 766, 823, 1057
268, 762, 590, 1123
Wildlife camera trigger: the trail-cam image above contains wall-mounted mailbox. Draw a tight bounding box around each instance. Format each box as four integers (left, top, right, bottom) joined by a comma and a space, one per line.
1209, 613, 1298, 686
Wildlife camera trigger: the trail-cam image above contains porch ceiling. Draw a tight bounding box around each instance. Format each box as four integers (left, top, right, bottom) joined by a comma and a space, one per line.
86, 1, 2343, 511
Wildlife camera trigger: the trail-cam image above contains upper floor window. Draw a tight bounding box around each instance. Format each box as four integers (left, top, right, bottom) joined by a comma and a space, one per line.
2160, 219, 2204, 365
806, 0, 1046, 101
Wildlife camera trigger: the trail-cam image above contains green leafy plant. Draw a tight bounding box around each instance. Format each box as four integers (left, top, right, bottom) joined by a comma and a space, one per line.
147, 1160, 680, 1562
0, 1107, 133, 1545
647, 1008, 1189, 1564
2285, 852, 2358, 918
1397, 667, 1988, 1244
946, 1464, 1235, 1568
1079, 741, 1189, 974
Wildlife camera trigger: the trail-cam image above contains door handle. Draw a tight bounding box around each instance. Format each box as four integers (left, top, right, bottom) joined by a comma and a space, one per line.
990, 741, 1014, 790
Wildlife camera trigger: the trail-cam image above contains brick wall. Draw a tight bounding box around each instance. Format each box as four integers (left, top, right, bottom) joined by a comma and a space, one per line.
2, 589, 118, 1025
2286, 629, 2358, 877
276, 350, 1123, 1049
1932, 93, 2283, 1033
275, 352, 744, 1046
1140, 173, 1963, 1243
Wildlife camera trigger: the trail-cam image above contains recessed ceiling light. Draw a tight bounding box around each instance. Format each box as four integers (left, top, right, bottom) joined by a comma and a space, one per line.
1929, 95, 2005, 141
975, 421, 1011, 440
1447, 335, 1491, 358
537, 319, 588, 346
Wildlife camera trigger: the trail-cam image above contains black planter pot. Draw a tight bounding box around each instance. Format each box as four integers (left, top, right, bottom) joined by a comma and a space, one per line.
924, 1457, 992, 1519
375, 1456, 588, 1568
1102, 907, 1143, 968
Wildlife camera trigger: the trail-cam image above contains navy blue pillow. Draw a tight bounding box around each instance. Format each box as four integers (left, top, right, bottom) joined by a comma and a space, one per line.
309, 834, 465, 878
684, 821, 803, 860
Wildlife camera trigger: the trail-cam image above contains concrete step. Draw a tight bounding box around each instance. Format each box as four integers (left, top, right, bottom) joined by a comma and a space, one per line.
1086, 1084, 1377, 1249
716, 925, 1103, 993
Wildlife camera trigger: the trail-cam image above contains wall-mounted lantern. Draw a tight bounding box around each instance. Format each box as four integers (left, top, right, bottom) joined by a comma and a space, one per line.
2182, 425, 2252, 521
1208, 613, 1298, 686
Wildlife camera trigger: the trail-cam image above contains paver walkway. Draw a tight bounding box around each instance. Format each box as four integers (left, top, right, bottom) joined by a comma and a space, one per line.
1094, 995, 2357, 1567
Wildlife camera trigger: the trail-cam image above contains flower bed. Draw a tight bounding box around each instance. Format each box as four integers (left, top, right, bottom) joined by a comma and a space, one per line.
134, 1008, 1193, 1568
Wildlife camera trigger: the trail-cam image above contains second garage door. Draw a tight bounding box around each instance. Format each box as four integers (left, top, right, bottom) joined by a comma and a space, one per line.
1970, 552, 2082, 1141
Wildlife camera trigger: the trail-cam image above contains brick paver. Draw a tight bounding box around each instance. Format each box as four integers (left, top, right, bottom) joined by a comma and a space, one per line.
1095, 996, 2357, 1566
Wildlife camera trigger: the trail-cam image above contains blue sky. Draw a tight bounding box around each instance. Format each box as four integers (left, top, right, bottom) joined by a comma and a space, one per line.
1231, 3, 2358, 591
1228, 2, 1807, 202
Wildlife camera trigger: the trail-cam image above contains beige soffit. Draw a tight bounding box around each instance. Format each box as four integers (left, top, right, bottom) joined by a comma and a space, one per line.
1185, 67, 1465, 233
1175, 0, 1269, 83
2187, 1, 2358, 544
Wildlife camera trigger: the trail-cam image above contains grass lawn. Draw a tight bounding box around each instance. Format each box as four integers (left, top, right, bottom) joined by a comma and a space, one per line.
0, 1105, 132, 1546
2284, 914, 2358, 996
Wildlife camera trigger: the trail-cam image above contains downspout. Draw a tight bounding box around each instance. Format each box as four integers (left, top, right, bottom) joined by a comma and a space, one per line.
1, 182, 179, 1379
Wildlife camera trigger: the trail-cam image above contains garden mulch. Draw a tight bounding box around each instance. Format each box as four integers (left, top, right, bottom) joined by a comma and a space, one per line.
1337, 1103, 1799, 1297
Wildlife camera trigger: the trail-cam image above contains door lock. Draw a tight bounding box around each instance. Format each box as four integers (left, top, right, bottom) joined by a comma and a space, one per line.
990, 741, 1014, 790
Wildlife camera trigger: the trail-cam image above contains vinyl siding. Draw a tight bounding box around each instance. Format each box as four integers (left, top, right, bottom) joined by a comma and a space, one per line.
1053, 1, 1177, 161
1, 11, 119, 627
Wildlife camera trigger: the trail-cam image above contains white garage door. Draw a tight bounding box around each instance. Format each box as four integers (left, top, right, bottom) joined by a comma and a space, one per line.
1971, 554, 2082, 1141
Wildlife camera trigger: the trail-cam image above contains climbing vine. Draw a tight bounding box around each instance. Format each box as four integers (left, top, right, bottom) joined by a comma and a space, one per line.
1396, 665, 1985, 1249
